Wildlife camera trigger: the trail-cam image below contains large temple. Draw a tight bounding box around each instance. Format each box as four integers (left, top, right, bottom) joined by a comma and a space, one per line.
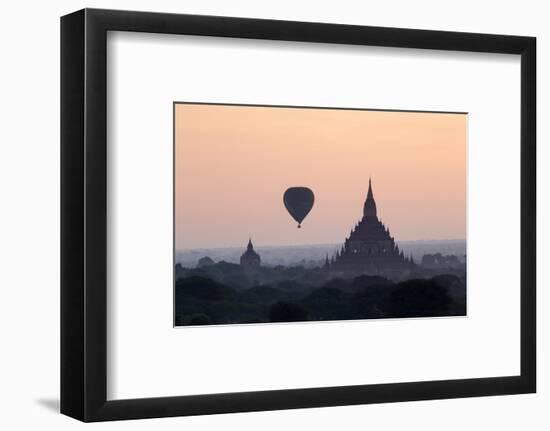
328, 178, 415, 276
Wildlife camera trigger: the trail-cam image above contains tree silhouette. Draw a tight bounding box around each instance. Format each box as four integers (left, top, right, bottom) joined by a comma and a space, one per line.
388, 279, 452, 317
268, 301, 308, 322
175, 276, 236, 301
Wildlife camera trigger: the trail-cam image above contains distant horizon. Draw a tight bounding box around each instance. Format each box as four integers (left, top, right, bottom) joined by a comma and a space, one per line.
175, 237, 467, 252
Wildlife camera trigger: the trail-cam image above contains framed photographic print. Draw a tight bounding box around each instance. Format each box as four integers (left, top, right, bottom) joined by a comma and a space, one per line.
61, 8, 536, 422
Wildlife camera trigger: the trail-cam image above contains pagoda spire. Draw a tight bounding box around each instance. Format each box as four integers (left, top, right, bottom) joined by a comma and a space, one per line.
363, 176, 378, 218
367, 176, 374, 199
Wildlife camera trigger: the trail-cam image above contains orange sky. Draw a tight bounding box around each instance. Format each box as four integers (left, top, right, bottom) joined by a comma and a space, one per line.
175, 103, 466, 249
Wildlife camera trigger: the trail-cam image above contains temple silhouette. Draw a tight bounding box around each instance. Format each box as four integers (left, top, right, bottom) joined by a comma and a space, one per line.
240, 238, 261, 268
327, 178, 415, 276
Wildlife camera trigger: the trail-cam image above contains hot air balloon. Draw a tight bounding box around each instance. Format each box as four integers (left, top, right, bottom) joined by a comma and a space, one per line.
283, 187, 315, 228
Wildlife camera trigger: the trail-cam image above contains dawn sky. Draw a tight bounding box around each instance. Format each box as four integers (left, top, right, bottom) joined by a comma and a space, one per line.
175, 104, 466, 249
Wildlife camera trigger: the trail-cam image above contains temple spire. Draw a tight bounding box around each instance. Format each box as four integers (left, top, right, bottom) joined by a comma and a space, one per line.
363, 176, 378, 218
367, 177, 374, 199
247, 237, 253, 250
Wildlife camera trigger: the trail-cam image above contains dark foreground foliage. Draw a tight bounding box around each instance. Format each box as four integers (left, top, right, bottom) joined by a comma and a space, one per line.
175, 273, 466, 326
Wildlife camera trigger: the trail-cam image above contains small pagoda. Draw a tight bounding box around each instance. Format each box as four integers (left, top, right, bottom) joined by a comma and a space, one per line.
240, 238, 261, 268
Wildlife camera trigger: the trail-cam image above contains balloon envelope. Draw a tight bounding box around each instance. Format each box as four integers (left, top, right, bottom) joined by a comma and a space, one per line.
283, 187, 315, 228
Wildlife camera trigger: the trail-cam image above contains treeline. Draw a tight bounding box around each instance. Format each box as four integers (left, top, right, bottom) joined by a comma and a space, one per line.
175, 261, 331, 291
421, 253, 464, 268
175, 274, 466, 326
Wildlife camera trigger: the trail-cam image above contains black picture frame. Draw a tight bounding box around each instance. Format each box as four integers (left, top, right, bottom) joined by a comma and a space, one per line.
61, 8, 536, 422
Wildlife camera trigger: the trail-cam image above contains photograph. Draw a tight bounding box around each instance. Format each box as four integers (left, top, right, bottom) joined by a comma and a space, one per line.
174, 103, 467, 326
